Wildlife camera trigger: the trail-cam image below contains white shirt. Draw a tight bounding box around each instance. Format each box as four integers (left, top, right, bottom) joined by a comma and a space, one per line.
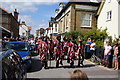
30, 40, 35, 45
104, 45, 112, 55
90, 43, 96, 51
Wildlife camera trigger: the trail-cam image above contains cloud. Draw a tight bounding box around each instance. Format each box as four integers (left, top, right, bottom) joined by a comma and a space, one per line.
0, 0, 69, 2
1, 2, 38, 13
39, 24, 46, 27
1, 0, 69, 36
19, 15, 39, 34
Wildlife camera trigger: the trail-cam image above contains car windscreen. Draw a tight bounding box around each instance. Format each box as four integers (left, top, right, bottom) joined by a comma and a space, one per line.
5, 43, 28, 51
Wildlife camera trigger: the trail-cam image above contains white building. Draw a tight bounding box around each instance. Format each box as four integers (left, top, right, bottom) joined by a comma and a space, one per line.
97, 0, 120, 40
19, 21, 28, 39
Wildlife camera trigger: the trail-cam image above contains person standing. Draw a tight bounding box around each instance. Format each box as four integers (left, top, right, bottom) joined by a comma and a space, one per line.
90, 39, 96, 56
113, 43, 119, 70
104, 41, 112, 68
77, 40, 84, 66
68, 39, 75, 67
85, 38, 92, 59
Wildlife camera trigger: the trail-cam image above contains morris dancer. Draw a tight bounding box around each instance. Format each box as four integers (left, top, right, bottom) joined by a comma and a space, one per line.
77, 40, 84, 66
38, 38, 48, 69
67, 39, 75, 67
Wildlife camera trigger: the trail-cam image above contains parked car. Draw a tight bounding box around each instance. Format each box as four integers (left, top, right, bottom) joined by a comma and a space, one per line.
4, 41, 32, 69
1, 49, 26, 80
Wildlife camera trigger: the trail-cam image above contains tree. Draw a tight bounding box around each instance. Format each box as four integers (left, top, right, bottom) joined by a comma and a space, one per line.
64, 30, 83, 40
64, 28, 110, 48
82, 28, 109, 48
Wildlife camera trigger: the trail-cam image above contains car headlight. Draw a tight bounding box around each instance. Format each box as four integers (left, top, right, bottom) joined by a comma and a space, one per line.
22, 56, 30, 60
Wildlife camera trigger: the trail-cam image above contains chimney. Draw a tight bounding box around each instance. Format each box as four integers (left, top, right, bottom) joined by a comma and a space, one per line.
55, 9, 59, 14
14, 9, 19, 20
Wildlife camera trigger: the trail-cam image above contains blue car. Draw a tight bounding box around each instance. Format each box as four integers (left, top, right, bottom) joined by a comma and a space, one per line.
4, 41, 32, 69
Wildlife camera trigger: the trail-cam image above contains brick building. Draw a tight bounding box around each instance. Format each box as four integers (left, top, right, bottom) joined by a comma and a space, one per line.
0, 7, 19, 38
55, 2, 100, 34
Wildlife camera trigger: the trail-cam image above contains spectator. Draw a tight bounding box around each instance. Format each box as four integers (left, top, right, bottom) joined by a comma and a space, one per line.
70, 69, 88, 80
29, 37, 35, 45
113, 43, 119, 70
90, 39, 96, 56
85, 38, 92, 59
104, 41, 112, 68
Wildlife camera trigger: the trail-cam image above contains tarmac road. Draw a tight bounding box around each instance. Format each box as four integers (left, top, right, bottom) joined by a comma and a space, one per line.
27, 55, 120, 80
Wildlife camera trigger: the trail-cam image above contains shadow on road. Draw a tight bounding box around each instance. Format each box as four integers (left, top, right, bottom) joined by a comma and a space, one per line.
26, 78, 70, 80
26, 78, 40, 80
47, 64, 96, 69
27, 58, 43, 73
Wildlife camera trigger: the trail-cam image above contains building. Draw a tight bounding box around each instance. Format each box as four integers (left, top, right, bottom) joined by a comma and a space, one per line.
0, 7, 19, 38
45, 27, 52, 38
36, 28, 45, 38
97, 0, 120, 40
48, 17, 58, 37
55, 2, 100, 34
19, 21, 29, 39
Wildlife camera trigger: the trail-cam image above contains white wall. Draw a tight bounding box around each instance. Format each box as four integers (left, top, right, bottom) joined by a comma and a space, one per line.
98, 0, 119, 40
19, 24, 28, 38
53, 23, 58, 33
118, 1, 120, 38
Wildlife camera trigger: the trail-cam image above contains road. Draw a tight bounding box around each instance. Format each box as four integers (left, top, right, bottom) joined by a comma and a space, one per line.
27, 55, 120, 80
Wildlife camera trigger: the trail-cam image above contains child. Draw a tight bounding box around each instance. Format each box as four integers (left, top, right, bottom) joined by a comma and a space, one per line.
113, 43, 119, 70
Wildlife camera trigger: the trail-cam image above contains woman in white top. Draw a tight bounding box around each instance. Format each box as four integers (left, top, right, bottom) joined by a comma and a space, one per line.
104, 41, 112, 67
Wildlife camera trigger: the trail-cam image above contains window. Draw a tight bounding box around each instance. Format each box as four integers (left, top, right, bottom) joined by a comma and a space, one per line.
81, 13, 92, 27
107, 11, 112, 21
55, 24, 57, 32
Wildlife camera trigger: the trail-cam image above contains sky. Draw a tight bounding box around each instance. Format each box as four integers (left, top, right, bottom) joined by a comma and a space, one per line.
0, 0, 99, 35
0, 0, 68, 35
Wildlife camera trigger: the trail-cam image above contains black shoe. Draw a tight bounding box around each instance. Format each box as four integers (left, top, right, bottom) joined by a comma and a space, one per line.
78, 64, 80, 67
44, 67, 48, 69
60, 61, 63, 65
80, 62, 84, 66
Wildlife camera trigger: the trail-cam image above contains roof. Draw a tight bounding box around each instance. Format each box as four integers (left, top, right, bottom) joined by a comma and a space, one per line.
46, 27, 51, 30
55, 2, 100, 20
0, 26, 11, 33
97, 1, 105, 15
0, 7, 11, 14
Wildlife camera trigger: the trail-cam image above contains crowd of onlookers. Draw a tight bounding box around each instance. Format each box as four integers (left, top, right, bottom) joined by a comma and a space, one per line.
85, 38, 120, 70
0, 36, 120, 80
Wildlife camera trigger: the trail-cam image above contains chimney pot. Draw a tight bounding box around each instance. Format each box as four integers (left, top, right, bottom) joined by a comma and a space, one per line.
15, 9, 17, 12
14, 9, 19, 20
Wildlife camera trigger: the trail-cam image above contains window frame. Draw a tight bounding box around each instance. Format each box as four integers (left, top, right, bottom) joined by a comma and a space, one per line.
106, 10, 112, 21
55, 24, 57, 32
81, 13, 92, 27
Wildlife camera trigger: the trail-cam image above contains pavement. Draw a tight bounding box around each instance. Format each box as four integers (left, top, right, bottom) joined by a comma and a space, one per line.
27, 55, 120, 80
